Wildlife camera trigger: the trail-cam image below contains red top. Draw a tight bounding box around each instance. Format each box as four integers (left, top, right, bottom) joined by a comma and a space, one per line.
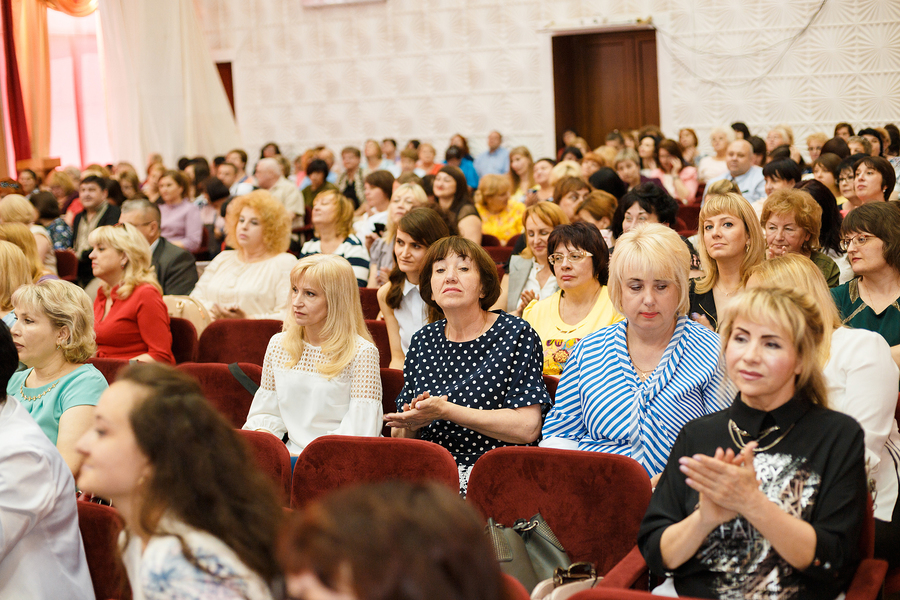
94, 283, 175, 364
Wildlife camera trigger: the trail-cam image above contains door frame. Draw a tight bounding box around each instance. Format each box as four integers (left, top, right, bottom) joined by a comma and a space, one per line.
535, 16, 674, 157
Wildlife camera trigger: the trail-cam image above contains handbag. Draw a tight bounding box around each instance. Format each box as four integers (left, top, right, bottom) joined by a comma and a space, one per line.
163, 295, 212, 336
530, 563, 602, 600
486, 513, 571, 593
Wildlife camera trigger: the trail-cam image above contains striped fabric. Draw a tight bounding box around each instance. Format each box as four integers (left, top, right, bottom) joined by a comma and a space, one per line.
542, 316, 729, 477
300, 234, 371, 287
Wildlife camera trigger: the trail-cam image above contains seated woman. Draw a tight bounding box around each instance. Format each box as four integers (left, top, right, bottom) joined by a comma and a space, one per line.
508, 146, 536, 204
244, 255, 382, 456
552, 176, 591, 222
433, 166, 482, 244
0, 241, 34, 328
157, 170, 203, 253
575, 189, 618, 248
638, 286, 867, 600
192, 190, 298, 319
658, 139, 698, 204
367, 183, 429, 288
616, 149, 664, 193
761, 188, 840, 287
384, 237, 550, 493
796, 179, 852, 283
75, 363, 281, 599
540, 224, 727, 480
854, 155, 896, 205
748, 254, 900, 568
493, 202, 568, 316
0, 194, 56, 274
696, 127, 731, 183
475, 174, 524, 245
31, 190, 73, 250
689, 191, 765, 330
831, 201, 900, 368
89, 224, 175, 363
531, 157, 556, 202
0, 222, 56, 282
279, 481, 503, 600
6, 279, 106, 473
378, 208, 450, 369
523, 223, 623, 375
300, 190, 370, 287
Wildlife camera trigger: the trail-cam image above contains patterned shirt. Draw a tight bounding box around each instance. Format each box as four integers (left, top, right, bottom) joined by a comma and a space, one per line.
300, 235, 370, 287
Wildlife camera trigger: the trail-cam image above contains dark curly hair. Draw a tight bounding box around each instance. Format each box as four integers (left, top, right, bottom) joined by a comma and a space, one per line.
611, 182, 678, 239
546, 222, 610, 285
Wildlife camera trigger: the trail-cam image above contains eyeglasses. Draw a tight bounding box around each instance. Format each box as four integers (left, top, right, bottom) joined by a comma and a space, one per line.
548, 251, 593, 265
838, 176, 854, 183
840, 234, 876, 251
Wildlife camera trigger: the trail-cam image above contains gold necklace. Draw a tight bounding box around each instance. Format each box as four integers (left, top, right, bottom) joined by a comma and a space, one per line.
19, 379, 60, 402
715, 282, 740, 297
626, 339, 658, 381
728, 419, 795, 453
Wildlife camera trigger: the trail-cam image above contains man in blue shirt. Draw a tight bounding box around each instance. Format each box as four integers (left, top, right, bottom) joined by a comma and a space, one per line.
702, 139, 766, 204
474, 130, 510, 178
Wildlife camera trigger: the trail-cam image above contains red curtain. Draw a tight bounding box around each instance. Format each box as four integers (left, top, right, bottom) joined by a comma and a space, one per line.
2, 0, 32, 161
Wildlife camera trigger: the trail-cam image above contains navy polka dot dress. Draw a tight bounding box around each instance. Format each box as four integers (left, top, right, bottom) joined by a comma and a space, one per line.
398, 311, 551, 481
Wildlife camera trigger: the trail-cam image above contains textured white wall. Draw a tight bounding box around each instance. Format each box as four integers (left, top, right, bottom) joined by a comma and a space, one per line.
194, 0, 900, 163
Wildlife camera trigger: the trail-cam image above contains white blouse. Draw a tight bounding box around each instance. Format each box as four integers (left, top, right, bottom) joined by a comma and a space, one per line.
121, 517, 273, 600
523, 262, 558, 302
190, 251, 297, 320
825, 326, 900, 521
243, 332, 383, 454
394, 280, 427, 353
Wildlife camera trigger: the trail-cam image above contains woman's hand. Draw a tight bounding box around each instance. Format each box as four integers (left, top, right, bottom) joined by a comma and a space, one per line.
364, 232, 379, 251
515, 290, 537, 316
766, 244, 789, 260
668, 157, 683, 176
383, 391, 448, 431
690, 312, 714, 331
376, 266, 391, 287
680, 443, 761, 522
212, 303, 247, 319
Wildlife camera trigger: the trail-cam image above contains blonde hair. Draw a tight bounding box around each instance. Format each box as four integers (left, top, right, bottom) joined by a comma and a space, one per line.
719, 286, 828, 408
508, 146, 535, 192
549, 161, 583, 187
281, 255, 373, 379
385, 183, 429, 242
695, 192, 765, 294
745, 254, 839, 366
520, 202, 569, 260
12, 280, 96, 363
225, 190, 291, 256
0, 241, 33, 311
474, 174, 512, 208
88, 223, 161, 299
706, 179, 740, 196
806, 132, 828, 146
312, 190, 355, 240
608, 224, 690, 317
760, 188, 822, 254
46, 170, 75, 196
0, 194, 37, 224
0, 223, 44, 282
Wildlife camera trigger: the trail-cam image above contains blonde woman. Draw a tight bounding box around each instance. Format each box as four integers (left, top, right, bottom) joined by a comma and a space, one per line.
689, 192, 765, 331
300, 190, 370, 286
0, 241, 34, 328
243, 255, 382, 458
508, 146, 535, 204
697, 127, 732, 183
475, 174, 523, 245
0, 222, 55, 282
367, 183, 429, 288
192, 190, 297, 319
0, 194, 56, 274
89, 223, 174, 363
7, 279, 107, 473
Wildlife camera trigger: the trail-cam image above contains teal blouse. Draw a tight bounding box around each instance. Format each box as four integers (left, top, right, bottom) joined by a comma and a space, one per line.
832, 278, 900, 347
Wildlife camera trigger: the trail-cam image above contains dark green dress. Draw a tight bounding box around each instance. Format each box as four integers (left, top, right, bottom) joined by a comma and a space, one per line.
832, 278, 900, 347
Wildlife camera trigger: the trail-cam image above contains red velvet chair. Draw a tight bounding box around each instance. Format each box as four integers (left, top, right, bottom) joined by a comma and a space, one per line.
196, 319, 282, 365
55, 249, 78, 282
589, 495, 887, 598
506, 233, 522, 248
77, 501, 130, 600
380, 368, 404, 436
503, 572, 530, 600
677, 204, 701, 234
485, 246, 514, 265
543, 374, 559, 403
481, 233, 502, 247
236, 429, 292, 505
291, 435, 459, 509
466, 447, 652, 578
169, 317, 198, 364
359, 287, 381, 320
87, 357, 130, 384
176, 362, 262, 428
366, 319, 391, 368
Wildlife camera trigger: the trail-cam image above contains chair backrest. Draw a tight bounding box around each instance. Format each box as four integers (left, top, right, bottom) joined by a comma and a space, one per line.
543, 374, 559, 403
55, 249, 78, 282
176, 362, 262, 428
359, 287, 381, 320
485, 246, 514, 265
197, 319, 282, 364
291, 435, 459, 509
466, 447, 652, 576
365, 319, 391, 368
77, 501, 128, 600
506, 233, 522, 248
481, 233, 502, 247
380, 368, 404, 436
169, 317, 199, 364
236, 429, 292, 505
87, 357, 130, 384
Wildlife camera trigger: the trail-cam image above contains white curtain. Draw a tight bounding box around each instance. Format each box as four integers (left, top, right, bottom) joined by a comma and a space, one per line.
97, 0, 240, 174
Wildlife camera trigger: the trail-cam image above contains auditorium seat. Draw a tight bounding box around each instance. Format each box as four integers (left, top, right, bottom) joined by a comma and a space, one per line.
466, 447, 652, 578
485, 246, 514, 265
365, 319, 391, 368
87, 357, 129, 384
236, 429, 291, 505
543, 374, 559, 403
481, 233, 502, 247
55, 250, 78, 283
196, 319, 282, 365
176, 362, 262, 428
169, 317, 198, 364
77, 501, 128, 600
359, 287, 381, 320
291, 435, 459, 509
506, 233, 522, 248
380, 368, 404, 436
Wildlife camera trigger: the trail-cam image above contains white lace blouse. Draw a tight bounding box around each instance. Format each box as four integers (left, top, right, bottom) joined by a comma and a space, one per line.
243, 332, 383, 454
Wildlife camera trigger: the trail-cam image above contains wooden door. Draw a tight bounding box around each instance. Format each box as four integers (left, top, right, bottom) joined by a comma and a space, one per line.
553, 28, 659, 150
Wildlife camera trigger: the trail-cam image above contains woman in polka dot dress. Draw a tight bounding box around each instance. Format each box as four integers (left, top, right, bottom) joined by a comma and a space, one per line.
384, 236, 551, 493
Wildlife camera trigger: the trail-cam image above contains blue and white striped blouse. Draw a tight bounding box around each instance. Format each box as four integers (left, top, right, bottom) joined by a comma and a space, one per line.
541, 316, 729, 477
300, 234, 370, 287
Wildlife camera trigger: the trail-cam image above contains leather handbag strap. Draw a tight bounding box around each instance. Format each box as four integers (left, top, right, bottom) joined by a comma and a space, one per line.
228, 362, 259, 395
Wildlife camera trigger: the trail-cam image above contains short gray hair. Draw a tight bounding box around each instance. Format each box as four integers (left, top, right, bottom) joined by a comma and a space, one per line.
121, 199, 161, 225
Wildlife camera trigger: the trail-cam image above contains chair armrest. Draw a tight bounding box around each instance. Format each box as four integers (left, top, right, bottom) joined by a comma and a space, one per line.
844, 558, 888, 600
597, 546, 649, 589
